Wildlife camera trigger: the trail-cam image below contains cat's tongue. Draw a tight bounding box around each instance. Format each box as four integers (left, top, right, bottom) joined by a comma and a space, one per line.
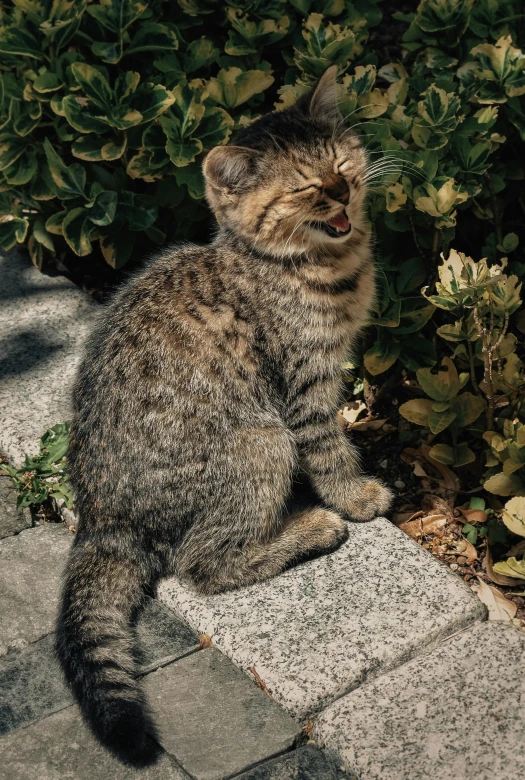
327, 212, 350, 233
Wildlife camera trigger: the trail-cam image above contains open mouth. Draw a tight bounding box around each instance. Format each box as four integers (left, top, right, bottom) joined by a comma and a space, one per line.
309, 211, 352, 238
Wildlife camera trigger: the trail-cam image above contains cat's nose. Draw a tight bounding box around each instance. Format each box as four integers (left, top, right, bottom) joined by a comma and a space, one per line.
323, 175, 350, 205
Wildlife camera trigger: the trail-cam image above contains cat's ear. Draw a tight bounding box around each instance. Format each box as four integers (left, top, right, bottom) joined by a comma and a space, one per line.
300, 65, 342, 125
203, 145, 260, 193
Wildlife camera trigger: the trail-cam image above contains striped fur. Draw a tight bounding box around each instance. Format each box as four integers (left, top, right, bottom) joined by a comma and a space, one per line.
56, 67, 392, 766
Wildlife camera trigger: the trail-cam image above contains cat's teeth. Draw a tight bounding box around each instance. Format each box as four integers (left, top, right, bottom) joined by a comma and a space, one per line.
327, 212, 350, 233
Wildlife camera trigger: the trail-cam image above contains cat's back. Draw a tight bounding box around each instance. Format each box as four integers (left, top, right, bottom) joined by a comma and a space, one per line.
72, 241, 264, 427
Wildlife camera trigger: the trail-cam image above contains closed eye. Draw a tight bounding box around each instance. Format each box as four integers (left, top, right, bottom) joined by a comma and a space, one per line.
291, 184, 321, 193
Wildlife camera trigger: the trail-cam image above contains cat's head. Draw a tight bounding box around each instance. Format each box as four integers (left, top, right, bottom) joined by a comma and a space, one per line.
203, 66, 368, 258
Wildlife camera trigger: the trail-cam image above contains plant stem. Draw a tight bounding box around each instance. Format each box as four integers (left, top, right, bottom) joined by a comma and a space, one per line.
431, 228, 439, 264
484, 173, 503, 245
466, 336, 483, 401
408, 208, 425, 259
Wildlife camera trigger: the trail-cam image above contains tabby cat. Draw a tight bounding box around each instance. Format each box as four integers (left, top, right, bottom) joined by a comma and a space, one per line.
56, 66, 392, 767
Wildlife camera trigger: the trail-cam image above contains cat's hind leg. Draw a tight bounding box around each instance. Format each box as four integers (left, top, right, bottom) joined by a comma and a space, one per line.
178, 506, 348, 595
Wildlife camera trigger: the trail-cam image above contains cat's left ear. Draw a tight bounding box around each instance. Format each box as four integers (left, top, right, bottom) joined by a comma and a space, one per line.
301, 65, 342, 125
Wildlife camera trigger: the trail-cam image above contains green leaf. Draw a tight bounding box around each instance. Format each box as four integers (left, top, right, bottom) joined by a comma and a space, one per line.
0, 217, 29, 250
398, 398, 433, 427
429, 443, 455, 465
416, 357, 465, 402
174, 162, 205, 199
4, 149, 37, 185
129, 83, 175, 124
395, 298, 435, 335
62, 207, 92, 255
13, 102, 43, 136
86, 190, 117, 226
451, 393, 485, 428
207, 67, 274, 109
454, 443, 475, 467
33, 72, 63, 94
462, 523, 478, 545
125, 22, 179, 58
61, 95, 111, 134
0, 26, 44, 59
0, 134, 27, 172
364, 335, 400, 375
100, 231, 135, 269
428, 409, 457, 434
470, 497, 486, 511
195, 107, 234, 150
87, 0, 147, 33
500, 232, 519, 253
184, 38, 219, 73
72, 133, 127, 161
44, 138, 86, 199
70, 63, 114, 112
484, 472, 525, 497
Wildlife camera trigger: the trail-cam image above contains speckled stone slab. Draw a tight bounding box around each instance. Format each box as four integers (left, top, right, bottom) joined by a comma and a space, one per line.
236, 744, 354, 779
314, 622, 525, 780
158, 518, 485, 718
0, 248, 99, 464
144, 647, 302, 780
0, 705, 190, 780
0, 524, 73, 655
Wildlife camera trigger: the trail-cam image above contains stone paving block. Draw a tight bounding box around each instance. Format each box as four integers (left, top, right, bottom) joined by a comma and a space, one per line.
137, 597, 200, 675
159, 518, 485, 719
0, 705, 190, 780
144, 647, 302, 780
0, 248, 99, 464
314, 622, 524, 780
0, 524, 73, 655
236, 744, 354, 779
0, 633, 72, 735
0, 474, 32, 539
0, 598, 199, 735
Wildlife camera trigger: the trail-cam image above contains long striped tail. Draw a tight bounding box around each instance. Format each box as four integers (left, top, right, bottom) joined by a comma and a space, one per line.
55, 540, 161, 766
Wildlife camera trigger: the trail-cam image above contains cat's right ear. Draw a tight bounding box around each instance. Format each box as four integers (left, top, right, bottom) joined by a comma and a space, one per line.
203, 146, 260, 194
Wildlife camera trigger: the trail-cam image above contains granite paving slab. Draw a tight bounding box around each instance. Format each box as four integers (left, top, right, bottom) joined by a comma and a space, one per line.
0, 248, 99, 464
144, 646, 302, 780
0, 474, 32, 539
0, 633, 72, 735
0, 524, 73, 655
314, 622, 525, 780
236, 744, 354, 779
0, 597, 199, 735
0, 705, 190, 780
159, 518, 485, 719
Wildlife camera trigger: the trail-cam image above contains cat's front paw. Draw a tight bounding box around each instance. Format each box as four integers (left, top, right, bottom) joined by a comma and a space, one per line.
343, 478, 393, 522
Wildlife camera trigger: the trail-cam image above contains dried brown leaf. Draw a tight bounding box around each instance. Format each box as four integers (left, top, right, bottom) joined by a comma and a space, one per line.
422, 514, 447, 535
350, 418, 389, 431
485, 543, 518, 586
340, 402, 367, 425
459, 508, 488, 524
199, 634, 213, 649
473, 579, 517, 622
422, 494, 455, 522
507, 540, 525, 558
399, 518, 423, 539
450, 538, 478, 560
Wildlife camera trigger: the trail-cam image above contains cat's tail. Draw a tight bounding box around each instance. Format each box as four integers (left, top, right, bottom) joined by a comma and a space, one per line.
55, 539, 161, 767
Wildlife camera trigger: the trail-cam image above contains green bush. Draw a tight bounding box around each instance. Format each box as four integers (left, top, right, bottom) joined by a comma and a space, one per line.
2, 0, 525, 500
0, 0, 382, 267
